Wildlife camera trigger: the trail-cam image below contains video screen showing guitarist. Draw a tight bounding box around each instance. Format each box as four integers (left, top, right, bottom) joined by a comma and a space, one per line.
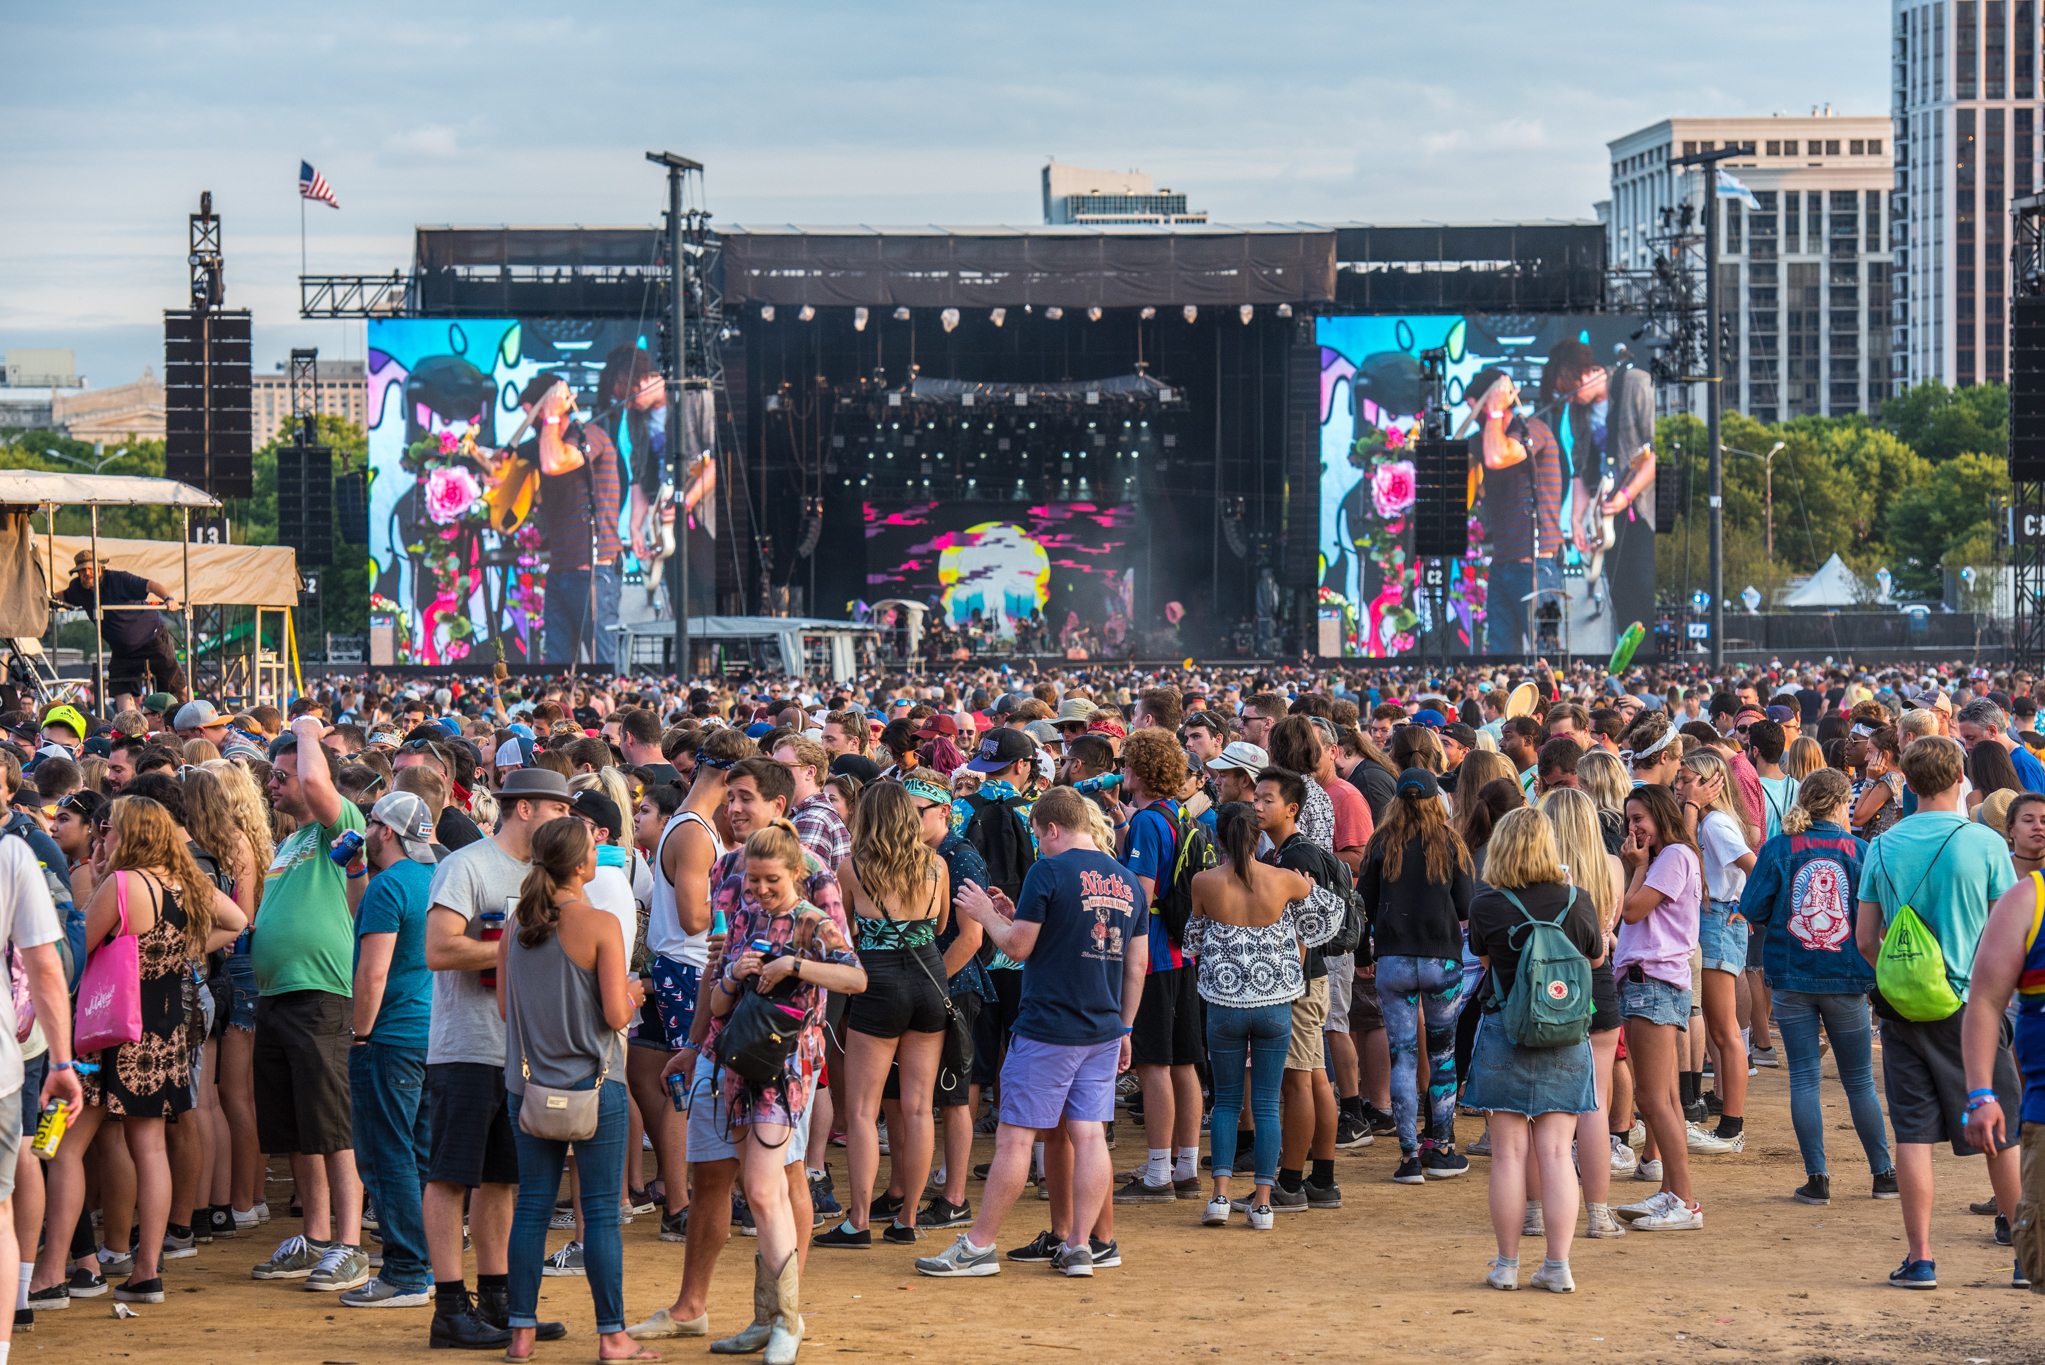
1462, 365, 1562, 657
1546, 340, 1657, 639
515, 372, 623, 667
600, 344, 718, 617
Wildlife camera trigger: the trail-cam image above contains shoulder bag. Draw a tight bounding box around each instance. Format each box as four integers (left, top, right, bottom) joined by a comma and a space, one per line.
76, 870, 145, 1054
861, 857, 974, 1089
509, 936, 615, 1144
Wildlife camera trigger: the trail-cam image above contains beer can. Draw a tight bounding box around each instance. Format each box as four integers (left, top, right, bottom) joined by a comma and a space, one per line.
30, 1099, 67, 1159
328, 829, 365, 866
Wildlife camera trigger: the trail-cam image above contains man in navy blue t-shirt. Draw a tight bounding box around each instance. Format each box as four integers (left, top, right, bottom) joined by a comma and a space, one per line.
916, 788, 1147, 1281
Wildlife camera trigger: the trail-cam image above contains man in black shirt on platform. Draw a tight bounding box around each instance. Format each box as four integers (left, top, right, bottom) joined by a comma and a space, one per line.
59, 550, 184, 697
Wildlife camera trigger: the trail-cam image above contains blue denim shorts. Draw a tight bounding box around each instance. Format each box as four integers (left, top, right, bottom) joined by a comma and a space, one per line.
1619, 971, 1692, 1029
1697, 899, 1749, 976
225, 951, 258, 1031
684, 1052, 809, 1166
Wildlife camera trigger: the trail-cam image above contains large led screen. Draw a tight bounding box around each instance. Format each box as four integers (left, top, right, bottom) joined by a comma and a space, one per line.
863, 500, 1143, 657
1318, 314, 1655, 659
367, 317, 718, 666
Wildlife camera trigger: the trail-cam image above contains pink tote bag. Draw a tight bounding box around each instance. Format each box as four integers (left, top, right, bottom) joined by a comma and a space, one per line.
75, 870, 143, 1054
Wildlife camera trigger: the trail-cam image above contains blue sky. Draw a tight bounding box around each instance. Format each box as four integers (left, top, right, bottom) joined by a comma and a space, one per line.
0, 1, 1888, 389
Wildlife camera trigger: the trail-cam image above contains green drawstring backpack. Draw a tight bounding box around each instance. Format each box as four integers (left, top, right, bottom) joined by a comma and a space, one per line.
1873, 827, 1966, 1023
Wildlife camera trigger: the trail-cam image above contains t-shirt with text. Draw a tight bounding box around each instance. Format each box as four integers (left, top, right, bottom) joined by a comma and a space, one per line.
1012, 849, 1146, 1047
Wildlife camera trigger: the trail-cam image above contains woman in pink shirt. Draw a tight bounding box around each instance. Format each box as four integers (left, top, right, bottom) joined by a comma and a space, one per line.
1611, 785, 1706, 1233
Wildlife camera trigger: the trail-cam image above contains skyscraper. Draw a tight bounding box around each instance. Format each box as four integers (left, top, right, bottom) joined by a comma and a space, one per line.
1892, 0, 2042, 389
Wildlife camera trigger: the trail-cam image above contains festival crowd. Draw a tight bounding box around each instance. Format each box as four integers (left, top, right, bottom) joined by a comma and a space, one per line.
0, 652, 2040, 1362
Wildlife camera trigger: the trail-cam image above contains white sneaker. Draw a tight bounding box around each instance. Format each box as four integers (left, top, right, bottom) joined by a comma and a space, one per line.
1486, 1257, 1519, 1290
1632, 1195, 1703, 1231
1529, 1261, 1576, 1293
1687, 1123, 1739, 1155
1615, 1190, 1672, 1222
1522, 1202, 1544, 1236
1634, 1158, 1664, 1182
1609, 1134, 1639, 1174
233, 1206, 262, 1233
1247, 1204, 1274, 1231
1585, 1204, 1627, 1239
1201, 1197, 1230, 1227
1627, 1121, 1646, 1149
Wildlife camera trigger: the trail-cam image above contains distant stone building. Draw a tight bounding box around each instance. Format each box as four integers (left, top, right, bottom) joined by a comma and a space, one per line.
53, 369, 167, 443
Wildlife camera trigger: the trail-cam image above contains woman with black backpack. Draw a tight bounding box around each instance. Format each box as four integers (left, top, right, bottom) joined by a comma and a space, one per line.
1464, 808, 1605, 1292
1360, 768, 1475, 1185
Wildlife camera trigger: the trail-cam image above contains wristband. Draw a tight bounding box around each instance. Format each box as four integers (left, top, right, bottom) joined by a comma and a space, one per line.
347, 867, 368, 880
49, 1060, 74, 1073
1121, 1025, 1134, 1035
1965, 1094, 2000, 1113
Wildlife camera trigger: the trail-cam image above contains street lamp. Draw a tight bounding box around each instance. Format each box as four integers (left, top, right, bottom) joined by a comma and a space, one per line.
42, 445, 132, 476
1725, 441, 1787, 562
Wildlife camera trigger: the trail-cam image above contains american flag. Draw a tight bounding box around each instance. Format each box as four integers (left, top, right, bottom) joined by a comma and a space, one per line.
299, 161, 338, 209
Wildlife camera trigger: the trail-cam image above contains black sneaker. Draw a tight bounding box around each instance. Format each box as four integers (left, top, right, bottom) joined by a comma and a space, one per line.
208, 1207, 236, 1240
659, 1208, 688, 1242
1268, 1184, 1309, 1213
1088, 1236, 1121, 1268
26, 1283, 68, 1311
881, 1221, 918, 1245
1006, 1230, 1062, 1263
1704, 1090, 1724, 1116
1335, 1113, 1373, 1149
971, 1161, 993, 1181
1996, 1214, 2014, 1247
1422, 1148, 1470, 1180
1360, 1103, 1398, 1137
1303, 1178, 1342, 1209
1392, 1156, 1426, 1185
918, 1197, 972, 1229
67, 1266, 109, 1297
1112, 1174, 1176, 1204
814, 1222, 872, 1249
1172, 1175, 1203, 1197
430, 1291, 512, 1350
1682, 1097, 1709, 1124
870, 1192, 905, 1222
1793, 1174, 1831, 1206
113, 1278, 164, 1304
1873, 1171, 1900, 1200
12, 1307, 29, 1333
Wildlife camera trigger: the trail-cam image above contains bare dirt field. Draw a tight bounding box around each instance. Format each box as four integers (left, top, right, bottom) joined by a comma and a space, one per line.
21, 1047, 2042, 1364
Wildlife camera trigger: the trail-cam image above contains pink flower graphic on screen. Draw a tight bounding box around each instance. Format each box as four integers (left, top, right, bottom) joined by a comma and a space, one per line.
424, 466, 481, 525
1370, 460, 1416, 519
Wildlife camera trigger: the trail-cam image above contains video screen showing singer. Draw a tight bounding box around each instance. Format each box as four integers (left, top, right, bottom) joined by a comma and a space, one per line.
1546, 341, 1657, 636
1464, 366, 1562, 656
514, 372, 622, 667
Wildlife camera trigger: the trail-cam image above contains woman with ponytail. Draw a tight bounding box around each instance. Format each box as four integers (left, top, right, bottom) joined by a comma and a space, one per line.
1673, 748, 1757, 1156
1360, 768, 1476, 1183
499, 816, 643, 1365
1184, 802, 1317, 1229
1739, 769, 1894, 1205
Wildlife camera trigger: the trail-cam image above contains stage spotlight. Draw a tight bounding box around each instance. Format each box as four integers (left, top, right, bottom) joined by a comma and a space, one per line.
761, 305, 776, 322
941, 307, 959, 332
991, 308, 1007, 327
893, 306, 911, 321
1140, 306, 1156, 319
1046, 306, 1064, 320
1088, 306, 1103, 321
799, 304, 816, 321
1182, 305, 1197, 323
1239, 304, 1253, 325
854, 307, 869, 331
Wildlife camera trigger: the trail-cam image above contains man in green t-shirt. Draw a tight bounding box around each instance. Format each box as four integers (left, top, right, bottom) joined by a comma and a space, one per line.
250, 714, 370, 1294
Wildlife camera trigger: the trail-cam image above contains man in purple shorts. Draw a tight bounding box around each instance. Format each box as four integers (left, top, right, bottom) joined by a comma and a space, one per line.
916, 787, 1148, 1280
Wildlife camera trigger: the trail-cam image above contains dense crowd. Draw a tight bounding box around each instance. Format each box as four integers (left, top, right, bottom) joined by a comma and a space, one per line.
0, 651, 2041, 1362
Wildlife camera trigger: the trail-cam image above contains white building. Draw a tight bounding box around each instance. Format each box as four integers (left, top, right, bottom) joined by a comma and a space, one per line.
1040, 161, 1207, 226
252, 358, 366, 443
1892, 0, 2041, 390
1607, 115, 1895, 421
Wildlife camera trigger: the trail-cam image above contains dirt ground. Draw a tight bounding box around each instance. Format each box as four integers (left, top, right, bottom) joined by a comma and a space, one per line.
20, 1047, 2043, 1365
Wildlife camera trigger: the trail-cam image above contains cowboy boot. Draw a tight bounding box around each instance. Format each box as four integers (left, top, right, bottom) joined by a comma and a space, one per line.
764, 1250, 803, 1365
708, 1254, 775, 1355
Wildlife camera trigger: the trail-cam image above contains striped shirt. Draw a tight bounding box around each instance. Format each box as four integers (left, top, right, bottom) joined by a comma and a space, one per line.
1477, 416, 1563, 563
532, 425, 623, 570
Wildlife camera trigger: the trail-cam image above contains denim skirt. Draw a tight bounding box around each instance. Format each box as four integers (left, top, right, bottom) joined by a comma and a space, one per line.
1459, 1013, 1598, 1117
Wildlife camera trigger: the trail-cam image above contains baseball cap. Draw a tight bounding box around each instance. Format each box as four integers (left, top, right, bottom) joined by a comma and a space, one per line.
1441, 722, 1478, 749
366, 726, 405, 749
1395, 767, 1440, 801
965, 728, 1036, 774
172, 700, 221, 731
570, 789, 623, 841
1205, 741, 1270, 775
1023, 720, 1062, 747
1764, 705, 1796, 724
141, 691, 179, 715
830, 753, 882, 785
1410, 709, 1447, 729
41, 704, 88, 739
369, 792, 436, 864
914, 714, 958, 740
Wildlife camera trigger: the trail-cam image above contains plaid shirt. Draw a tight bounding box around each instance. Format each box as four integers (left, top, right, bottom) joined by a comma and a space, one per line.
790, 792, 852, 871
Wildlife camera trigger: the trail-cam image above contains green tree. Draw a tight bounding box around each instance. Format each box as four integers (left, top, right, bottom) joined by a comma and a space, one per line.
249, 414, 371, 648
1880, 379, 2008, 464
1884, 450, 2011, 596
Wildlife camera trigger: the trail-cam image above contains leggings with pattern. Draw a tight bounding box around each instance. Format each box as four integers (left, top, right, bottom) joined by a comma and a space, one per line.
1375, 954, 1471, 1153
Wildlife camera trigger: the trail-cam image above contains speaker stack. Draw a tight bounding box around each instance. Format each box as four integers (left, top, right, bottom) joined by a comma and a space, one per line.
2013, 295, 2045, 481
1409, 438, 1469, 560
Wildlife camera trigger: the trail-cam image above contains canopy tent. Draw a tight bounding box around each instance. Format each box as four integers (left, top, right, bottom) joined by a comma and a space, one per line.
621, 616, 879, 682
866, 599, 928, 658
0, 470, 221, 509
42, 536, 299, 608
1779, 553, 1870, 609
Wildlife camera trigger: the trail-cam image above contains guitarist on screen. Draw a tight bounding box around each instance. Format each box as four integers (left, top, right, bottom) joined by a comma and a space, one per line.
511, 372, 624, 668
1548, 341, 1657, 637
1463, 366, 1563, 658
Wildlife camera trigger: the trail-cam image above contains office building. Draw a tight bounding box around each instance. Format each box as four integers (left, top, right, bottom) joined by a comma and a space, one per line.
1606, 115, 1896, 421
0, 347, 85, 430
1041, 161, 1208, 225
1892, 0, 2040, 389
252, 357, 367, 442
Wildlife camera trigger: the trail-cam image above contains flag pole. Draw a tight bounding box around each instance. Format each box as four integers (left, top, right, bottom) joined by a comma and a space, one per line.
301, 191, 307, 277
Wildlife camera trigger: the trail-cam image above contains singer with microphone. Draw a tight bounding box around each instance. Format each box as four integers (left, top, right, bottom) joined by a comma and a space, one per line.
514, 372, 623, 668
1463, 367, 1562, 658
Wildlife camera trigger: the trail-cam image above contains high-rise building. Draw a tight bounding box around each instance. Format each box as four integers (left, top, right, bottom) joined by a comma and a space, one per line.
1041, 161, 1208, 225
251, 357, 366, 443
1606, 115, 1896, 421
1892, 0, 2041, 390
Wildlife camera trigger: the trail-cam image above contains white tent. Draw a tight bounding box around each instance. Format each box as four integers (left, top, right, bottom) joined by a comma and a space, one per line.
620, 616, 880, 681
0, 470, 220, 509
1779, 553, 1868, 609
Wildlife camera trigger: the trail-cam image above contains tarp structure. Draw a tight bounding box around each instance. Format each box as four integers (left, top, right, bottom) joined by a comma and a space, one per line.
1779, 553, 1869, 609
40, 536, 300, 609
622, 616, 878, 682
0, 470, 220, 509
0, 513, 45, 637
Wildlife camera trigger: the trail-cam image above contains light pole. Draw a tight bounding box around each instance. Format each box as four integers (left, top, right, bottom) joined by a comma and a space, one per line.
647, 150, 702, 684
43, 445, 132, 476
1726, 441, 1787, 562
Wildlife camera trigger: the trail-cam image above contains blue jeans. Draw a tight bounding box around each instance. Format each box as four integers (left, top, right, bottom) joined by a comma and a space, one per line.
348, 1042, 430, 1290
1482, 560, 1561, 657
1772, 990, 1892, 1179
507, 1079, 629, 1334
543, 563, 620, 666
1376, 955, 1470, 1152
1204, 1003, 1292, 1184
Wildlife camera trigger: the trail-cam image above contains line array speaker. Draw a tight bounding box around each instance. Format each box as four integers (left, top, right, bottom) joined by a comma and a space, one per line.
1409, 438, 1469, 560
